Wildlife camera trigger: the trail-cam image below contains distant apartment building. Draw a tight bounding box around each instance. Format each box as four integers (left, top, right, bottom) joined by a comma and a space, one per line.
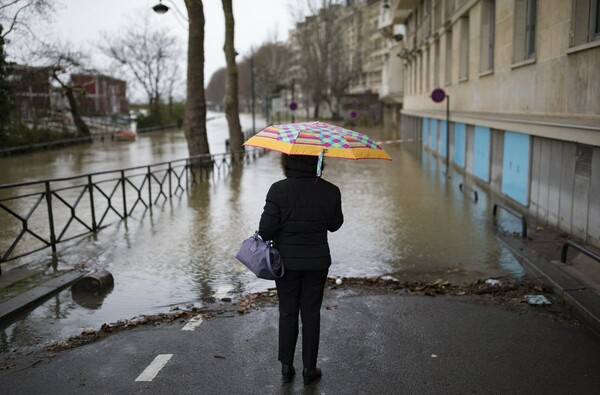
8, 64, 54, 121
283, 0, 395, 124
70, 74, 128, 116
396, 0, 600, 247
377, 0, 406, 128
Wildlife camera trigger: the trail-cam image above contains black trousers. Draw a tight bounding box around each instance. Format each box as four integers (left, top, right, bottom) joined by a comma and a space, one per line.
275, 269, 328, 369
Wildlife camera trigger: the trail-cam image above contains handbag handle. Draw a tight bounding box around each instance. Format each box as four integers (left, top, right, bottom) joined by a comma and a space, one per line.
255, 231, 284, 279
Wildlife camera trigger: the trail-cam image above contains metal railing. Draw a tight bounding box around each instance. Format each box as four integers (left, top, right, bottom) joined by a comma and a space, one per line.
560, 240, 600, 265
0, 149, 265, 273
492, 203, 528, 238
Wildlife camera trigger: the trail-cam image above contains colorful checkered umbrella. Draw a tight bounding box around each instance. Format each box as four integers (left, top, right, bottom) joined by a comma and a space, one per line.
243, 121, 391, 175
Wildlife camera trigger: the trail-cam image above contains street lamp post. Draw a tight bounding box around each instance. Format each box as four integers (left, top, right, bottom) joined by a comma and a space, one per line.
291, 78, 295, 123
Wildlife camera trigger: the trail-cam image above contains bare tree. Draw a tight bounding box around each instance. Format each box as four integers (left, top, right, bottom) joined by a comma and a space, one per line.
291, 0, 360, 120
251, 42, 291, 122
325, 6, 363, 120
0, 0, 54, 39
0, 0, 55, 138
100, 15, 180, 123
36, 43, 92, 136
221, 0, 243, 153
0, 24, 11, 139
292, 1, 342, 119
183, 0, 210, 159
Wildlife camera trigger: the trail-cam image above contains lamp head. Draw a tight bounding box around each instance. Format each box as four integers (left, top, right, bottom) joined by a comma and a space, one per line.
153, 1, 169, 14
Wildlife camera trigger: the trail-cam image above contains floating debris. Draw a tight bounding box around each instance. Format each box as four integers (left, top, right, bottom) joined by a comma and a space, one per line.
525, 295, 552, 305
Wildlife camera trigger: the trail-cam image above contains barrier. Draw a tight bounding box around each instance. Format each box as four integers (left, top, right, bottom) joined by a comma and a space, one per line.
0, 149, 265, 273
492, 203, 528, 238
560, 240, 600, 265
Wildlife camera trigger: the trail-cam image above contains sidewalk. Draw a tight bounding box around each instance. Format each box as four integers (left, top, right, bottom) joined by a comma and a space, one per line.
2, 288, 600, 394
0, 268, 83, 325
498, 226, 600, 337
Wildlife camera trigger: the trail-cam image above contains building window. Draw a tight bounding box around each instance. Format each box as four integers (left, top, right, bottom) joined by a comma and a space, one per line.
459, 16, 469, 80
480, 0, 495, 72
445, 29, 453, 84
513, 0, 536, 62
571, 0, 600, 46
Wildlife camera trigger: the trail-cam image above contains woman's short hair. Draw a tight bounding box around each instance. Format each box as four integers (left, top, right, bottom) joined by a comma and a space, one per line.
280, 154, 322, 176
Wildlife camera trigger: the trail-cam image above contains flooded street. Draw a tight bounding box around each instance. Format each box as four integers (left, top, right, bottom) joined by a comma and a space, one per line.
0, 115, 523, 350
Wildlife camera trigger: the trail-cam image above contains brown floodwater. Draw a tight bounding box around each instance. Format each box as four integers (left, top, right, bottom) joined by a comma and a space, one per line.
0, 115, 523, 350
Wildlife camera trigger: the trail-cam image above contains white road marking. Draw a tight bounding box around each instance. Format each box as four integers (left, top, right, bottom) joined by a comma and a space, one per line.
181, 315, 203, 331
135, 354, 173, 382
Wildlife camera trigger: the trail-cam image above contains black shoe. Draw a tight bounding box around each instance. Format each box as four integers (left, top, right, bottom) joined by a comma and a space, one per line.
302, 367, 322, 385
282, 364, 295, 383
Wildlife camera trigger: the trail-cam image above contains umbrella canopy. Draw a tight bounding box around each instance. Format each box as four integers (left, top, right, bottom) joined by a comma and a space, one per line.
243, 121, 392, 161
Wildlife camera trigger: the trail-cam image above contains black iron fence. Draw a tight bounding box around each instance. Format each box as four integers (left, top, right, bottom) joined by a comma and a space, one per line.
0, 149, 265, 274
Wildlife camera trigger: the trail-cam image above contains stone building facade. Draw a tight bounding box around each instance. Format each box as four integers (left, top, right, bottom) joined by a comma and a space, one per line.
396, 0, 600, 247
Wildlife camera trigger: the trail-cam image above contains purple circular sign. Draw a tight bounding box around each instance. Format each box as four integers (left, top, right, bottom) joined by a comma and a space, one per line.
349, 110, 358, 119
289, 102, 298, 111
431, 88, 446, 103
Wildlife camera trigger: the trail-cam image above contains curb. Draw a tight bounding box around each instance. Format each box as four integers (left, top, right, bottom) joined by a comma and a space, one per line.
498, 234, 600, 338
0, 271, 84, 326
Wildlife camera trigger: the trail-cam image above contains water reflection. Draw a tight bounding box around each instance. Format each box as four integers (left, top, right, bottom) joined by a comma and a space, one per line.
1, 121, 525, 351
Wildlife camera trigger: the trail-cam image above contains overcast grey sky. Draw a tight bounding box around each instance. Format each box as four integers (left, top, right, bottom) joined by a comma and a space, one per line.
10, 0, 293, 97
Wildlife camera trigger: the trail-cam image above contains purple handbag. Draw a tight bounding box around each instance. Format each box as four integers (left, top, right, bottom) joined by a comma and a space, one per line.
235, 232, 284, 280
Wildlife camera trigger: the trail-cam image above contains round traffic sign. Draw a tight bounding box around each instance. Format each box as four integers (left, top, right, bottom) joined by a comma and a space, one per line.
349, 110, 358, 119
289, 101, 298, 111
431, 88, 446, 103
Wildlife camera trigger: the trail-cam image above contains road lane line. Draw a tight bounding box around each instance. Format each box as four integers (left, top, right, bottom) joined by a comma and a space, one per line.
135, 354, 173, 382
182, 315, 203, 331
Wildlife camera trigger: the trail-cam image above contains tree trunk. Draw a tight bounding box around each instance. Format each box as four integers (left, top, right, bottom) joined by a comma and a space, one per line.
313, 101, 319, 119
222, 0, 244, 154
150, 94, 161, 123
184, 0, 210, 161
65, 87, 90, 136
0, 24, 12, 138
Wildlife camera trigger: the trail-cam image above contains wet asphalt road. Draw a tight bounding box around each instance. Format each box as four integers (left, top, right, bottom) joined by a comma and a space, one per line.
2, 288, 600, 395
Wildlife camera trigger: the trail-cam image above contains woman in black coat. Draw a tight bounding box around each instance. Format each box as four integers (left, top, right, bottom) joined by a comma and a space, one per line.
259, 154, 344, 385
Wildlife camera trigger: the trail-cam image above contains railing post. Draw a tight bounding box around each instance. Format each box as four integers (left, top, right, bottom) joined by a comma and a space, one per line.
561, 243, 570, 264
88, 175, 97, 232
185, 159, 189, 188
147, 166, 152, 207
121, 170, 128, 218
45, 181, 57, 253
168, 162, 173, 197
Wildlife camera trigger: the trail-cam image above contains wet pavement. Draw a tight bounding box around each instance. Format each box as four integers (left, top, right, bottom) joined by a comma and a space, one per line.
2, 286, 600, 394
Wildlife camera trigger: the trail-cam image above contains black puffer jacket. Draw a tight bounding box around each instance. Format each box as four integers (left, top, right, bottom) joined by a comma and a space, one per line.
258, 157, 344, 271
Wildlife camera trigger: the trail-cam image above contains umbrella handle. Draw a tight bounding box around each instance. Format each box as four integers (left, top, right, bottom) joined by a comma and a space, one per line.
316, 149, 327, 177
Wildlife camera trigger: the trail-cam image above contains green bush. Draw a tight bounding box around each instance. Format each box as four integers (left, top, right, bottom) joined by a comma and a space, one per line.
135, 101, 185, 129
0, 123, 77, 148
